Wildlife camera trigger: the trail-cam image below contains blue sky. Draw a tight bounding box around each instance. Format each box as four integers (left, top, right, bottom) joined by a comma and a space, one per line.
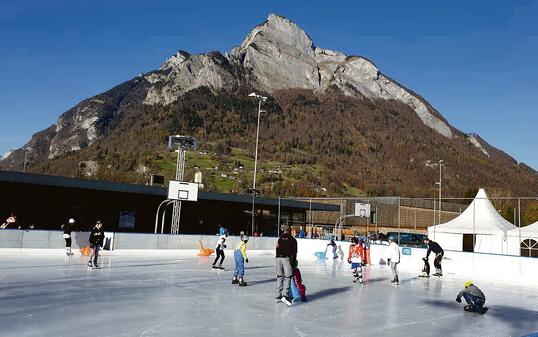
0, 0, 537, 169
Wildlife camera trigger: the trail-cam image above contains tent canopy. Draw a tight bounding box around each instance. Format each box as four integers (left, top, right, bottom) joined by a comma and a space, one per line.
429, 188, 517, 235
508, 220, 538, 237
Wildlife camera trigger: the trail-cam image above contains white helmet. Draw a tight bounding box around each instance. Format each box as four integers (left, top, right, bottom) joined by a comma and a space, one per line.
68, 218, 75, 224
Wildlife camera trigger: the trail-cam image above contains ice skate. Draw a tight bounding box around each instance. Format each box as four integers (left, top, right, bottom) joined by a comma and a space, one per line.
87, 261, 93, 269
94, 264, 100, 269
479, 307, 489, 315
275, 297, 282, 303
281, 296, 292, 307
217, 264, 225, 270
231, 277, 239, 284
212, 265, 219, 270
463, 305, 472, 312
238, 278, 247, 286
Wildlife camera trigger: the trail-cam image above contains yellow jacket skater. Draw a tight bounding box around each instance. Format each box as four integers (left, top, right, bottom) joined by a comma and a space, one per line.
232, 235, 249, 286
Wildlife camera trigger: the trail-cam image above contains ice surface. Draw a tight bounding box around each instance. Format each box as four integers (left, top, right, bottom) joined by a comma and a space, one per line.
1, 251, 537, 337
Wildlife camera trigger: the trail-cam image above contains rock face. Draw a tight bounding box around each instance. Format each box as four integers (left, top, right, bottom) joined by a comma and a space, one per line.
144, 51, 238, 105
229, 14, 453, 138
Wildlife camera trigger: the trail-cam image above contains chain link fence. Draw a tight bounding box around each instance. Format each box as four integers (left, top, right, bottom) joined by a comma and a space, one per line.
290, 195, 538, 257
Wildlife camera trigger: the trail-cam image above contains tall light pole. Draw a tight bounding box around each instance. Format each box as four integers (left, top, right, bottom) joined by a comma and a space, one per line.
436, 160, 444, 225
248, 92, 267, 235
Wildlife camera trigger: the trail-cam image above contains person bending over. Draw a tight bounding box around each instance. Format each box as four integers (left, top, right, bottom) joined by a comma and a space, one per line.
424, 238, 444, 276
456, 281, 487, 314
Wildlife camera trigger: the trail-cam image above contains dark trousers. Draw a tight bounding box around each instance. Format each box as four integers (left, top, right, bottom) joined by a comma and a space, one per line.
434, 253, 443, 272
213, 249, 225, 265
90, 243, 100, 264
64, 237, 71, 247
463, 293, 485, 311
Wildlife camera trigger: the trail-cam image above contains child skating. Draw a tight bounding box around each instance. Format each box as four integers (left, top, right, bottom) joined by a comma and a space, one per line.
61, 218, 75, 256
386, 237, 400, 285
327, 237, 338, 259
212, 234, 227, 270
88, 220, 104, 269
347, 237, 365, 284
456, 281, 488, 315
290, 260, 306, 302
232, 235, 249, 286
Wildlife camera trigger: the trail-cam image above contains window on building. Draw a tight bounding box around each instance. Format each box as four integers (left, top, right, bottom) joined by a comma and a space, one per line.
520, 239, 538, 258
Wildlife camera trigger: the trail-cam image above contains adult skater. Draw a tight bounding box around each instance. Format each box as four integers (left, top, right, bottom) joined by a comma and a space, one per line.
88, 220, 104, 269
347, 237, 364, 284
212, 234, 227, 270
424, 238, 444, 276
456, 281, 487, 314
61, 218, 75, 256
327, 236, 338, 259
387, 237, 401, 285
275, 225, 297, 307
232, 234, 249, 286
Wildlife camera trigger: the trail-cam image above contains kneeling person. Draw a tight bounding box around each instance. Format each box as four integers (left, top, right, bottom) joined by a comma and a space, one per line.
456, 281, 487, 314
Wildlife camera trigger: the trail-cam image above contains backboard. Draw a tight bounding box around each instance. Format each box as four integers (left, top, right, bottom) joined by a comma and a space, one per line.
168, 180, 199, 201
354, 202, 371, 218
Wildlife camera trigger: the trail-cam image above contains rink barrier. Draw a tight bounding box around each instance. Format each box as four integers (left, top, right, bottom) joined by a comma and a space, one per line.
2, 230, 538, 286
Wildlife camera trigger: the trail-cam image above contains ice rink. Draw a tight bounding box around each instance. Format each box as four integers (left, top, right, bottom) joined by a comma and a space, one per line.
1, 251, 538, 337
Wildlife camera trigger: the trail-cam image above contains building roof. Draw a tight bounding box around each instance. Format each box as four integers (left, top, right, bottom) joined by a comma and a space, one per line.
0, 170, 339, 212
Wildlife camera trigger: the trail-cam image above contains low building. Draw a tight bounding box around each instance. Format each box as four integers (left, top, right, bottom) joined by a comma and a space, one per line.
0, 171, 338, 236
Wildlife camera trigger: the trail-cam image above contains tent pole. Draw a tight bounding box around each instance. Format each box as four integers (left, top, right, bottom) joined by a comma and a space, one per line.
518, 198, 521, 256
473, 199, 476, 252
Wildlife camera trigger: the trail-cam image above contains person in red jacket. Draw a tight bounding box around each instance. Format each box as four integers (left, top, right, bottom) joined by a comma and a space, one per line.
291, 259, 306, 302
348, 237, 365, 284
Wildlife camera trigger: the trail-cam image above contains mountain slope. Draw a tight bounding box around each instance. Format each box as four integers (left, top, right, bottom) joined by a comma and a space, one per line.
1, 14, 537, 197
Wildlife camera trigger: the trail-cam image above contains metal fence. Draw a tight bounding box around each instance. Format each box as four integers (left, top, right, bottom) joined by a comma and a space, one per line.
290, 196, 538, 257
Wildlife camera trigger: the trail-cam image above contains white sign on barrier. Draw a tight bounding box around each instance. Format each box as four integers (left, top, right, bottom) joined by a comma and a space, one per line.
168, 180, 199, 201
355, 202, 371, 217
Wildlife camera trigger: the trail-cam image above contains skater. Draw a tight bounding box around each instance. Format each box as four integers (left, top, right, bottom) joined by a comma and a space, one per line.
275, 225, 297, 307
232, 234, 249, 286
424, 238, 444, 276
212, 234, 227, 269
386, 237, 401, 285
419, 257, 430, 277
88, 220, 104, 269
456, 281, 487, 314
290, 260, 307, 302
327, 236, 338, 259
348, 237, 365, 284
61, 218, 75, 256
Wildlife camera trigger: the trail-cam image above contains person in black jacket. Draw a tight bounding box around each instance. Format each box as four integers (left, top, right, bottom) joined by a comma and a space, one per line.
275, 225, 298, 306
424, 238, 444, 276
88, 220, 104, 269
61, 218, 75, 256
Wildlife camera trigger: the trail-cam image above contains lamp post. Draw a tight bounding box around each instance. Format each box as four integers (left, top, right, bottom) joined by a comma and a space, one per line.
435, 160, 444, 225
248, 92, 267, 235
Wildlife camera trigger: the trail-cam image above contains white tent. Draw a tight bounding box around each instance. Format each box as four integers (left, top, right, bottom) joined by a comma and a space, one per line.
507, 221, 538, 256
427, 189, 517, 254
